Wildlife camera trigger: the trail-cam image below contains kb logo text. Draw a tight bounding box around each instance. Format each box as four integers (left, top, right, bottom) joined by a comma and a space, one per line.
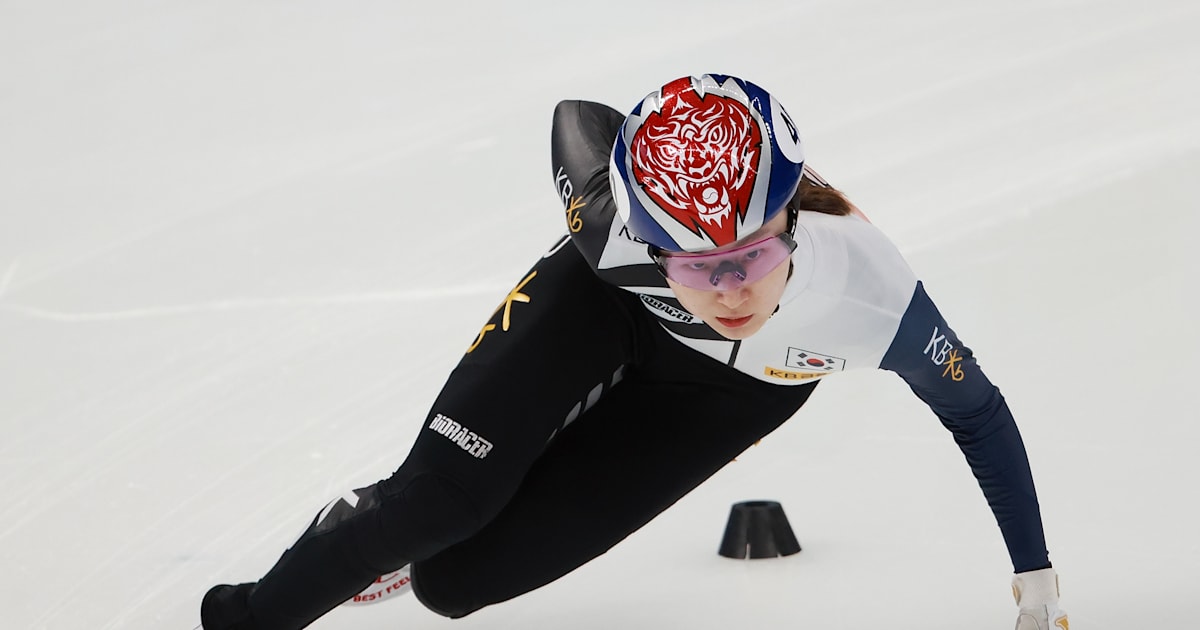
924, 326, 965, 382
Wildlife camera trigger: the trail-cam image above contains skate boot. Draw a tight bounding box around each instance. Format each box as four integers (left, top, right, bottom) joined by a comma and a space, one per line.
200, 583, 257, 630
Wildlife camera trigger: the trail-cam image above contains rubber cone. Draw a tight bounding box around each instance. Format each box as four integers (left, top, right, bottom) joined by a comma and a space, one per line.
718, 500, 801, 559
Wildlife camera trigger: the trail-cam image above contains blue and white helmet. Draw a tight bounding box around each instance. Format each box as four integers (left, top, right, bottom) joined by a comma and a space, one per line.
610, 74, 805, 253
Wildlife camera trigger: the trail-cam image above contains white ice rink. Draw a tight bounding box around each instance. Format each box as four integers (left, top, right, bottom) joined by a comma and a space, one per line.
3, 1, 1198, 628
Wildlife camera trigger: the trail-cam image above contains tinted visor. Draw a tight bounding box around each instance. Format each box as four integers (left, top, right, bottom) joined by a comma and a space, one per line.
654, 233, 797, 291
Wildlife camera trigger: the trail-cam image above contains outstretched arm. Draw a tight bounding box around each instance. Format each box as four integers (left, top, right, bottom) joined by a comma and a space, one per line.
881, 282, 1068, 627
880, 281, 1050, 573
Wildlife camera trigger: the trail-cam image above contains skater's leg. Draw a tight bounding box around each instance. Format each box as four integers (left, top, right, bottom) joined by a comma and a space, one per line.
201, 241, 642, 629
412, 342, 820, 618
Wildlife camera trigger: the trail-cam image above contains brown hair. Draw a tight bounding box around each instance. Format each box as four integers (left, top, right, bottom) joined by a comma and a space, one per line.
789, 178, 854, 216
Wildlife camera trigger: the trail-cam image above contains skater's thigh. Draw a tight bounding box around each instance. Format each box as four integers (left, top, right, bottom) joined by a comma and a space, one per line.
412, 347, 819, 616
380, 238, 642, 515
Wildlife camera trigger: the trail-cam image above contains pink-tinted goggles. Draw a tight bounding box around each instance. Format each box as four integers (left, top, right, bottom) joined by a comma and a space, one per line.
653, 232, 797, 291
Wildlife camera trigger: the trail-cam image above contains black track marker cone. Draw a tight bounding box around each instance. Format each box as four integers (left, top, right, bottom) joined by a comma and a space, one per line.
718, 500, 801, 559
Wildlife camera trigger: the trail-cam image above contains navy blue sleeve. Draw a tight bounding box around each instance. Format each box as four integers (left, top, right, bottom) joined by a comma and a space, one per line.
880, 282, 1050, 573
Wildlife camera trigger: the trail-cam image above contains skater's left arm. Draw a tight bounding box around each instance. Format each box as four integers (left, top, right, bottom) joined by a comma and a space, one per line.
879, 282, 1069, 626
881, 281, 1048, 571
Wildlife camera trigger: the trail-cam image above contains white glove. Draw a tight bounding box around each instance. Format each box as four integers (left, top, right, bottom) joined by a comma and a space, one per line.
1012, 567, 1070, 630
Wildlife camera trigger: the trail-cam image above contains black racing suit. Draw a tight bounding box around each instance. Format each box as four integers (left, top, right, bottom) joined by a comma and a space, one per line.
200, 101, 1050, 629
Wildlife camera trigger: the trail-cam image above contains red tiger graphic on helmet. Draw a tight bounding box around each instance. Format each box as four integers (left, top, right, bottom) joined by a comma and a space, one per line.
628, 77, 764, 247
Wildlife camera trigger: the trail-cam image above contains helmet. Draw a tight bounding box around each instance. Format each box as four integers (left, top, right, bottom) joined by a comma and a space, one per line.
610, 74, 805, 253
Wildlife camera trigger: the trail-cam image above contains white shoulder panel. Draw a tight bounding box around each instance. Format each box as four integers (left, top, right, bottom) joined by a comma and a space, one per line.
731, 212, 918, 384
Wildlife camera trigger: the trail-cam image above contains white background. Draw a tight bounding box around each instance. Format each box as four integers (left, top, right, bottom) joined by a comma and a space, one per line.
2, 1, 1198, 628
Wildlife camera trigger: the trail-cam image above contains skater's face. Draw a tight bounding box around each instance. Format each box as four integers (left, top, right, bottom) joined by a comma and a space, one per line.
665, 210, 792, 340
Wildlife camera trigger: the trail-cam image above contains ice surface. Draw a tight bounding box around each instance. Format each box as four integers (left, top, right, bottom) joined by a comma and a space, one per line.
2, 1, 1198, 628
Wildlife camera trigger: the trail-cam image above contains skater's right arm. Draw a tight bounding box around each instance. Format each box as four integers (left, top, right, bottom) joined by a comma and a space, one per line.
549, 100, 644, 275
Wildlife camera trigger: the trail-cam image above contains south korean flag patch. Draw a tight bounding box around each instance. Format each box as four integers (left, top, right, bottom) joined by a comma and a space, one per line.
785, 348, 846, 372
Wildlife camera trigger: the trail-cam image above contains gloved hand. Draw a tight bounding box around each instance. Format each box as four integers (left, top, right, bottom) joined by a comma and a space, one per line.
1012, 567, 1070, 629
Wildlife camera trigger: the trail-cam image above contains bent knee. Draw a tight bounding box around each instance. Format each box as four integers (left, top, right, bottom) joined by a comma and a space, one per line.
411, 560, 481, 619
375, 472, 490, 561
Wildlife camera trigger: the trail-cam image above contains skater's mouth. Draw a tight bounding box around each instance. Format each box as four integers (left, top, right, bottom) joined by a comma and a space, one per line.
716, 315, 754, 328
